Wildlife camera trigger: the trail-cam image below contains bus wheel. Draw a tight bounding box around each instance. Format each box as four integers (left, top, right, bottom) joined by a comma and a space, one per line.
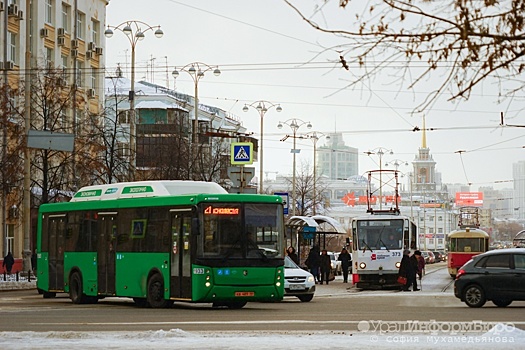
226, 302, 247, 309
133, 298, 149, 308
42, 291, 56, 298
147, 274, 172, 308
70, 272, 87, 304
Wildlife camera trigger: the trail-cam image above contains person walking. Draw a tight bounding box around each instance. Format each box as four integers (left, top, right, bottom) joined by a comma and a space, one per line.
2, 251, 15, 275
414, 250, 426, 289
319, 249, 332, 285
409, 252, 420, 291
305, 246, 321, 283
398, 249, 416, 291
287, 246, 299, 265
338, 248, 352, 283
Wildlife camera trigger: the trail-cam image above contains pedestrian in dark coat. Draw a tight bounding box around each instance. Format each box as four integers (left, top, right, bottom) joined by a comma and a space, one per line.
305, 246, 321, 283
319, 249, 332, 284
398, 249, 416, 291
3, 251, 15, 274
338, 248, 352, 283
287, 246, 299, 265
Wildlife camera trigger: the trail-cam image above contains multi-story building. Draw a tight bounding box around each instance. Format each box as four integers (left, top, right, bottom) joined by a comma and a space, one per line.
104, 76, 251, 186
0, 0, 108, 259
316, 132, 358, 180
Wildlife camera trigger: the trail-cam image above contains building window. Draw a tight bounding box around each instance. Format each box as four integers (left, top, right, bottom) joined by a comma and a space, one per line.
438, 228, 443, 234
117, 142, 130, 157
77, 11, 85, 39
45, 0, 53, 25
117, 110, 130, 124
6, 224, 14, 255
76, 61, 84, 87
45, 47, 54, 68
438, 216, 443, 221
7, 32, 16, 63
91, 19, 99, 45
61, 3, 70, 32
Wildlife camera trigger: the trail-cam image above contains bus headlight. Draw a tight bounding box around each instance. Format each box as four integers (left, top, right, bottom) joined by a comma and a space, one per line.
205, 282, 211, 287
276, 282, 281, 287
359, 262, 366, 269
395, 262, 401, 268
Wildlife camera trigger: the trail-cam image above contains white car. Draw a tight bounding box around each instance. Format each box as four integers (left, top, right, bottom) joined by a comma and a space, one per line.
327, 251, 342, 275
283, 256, 316, 302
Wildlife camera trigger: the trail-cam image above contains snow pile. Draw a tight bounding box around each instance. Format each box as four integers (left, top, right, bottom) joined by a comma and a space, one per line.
1, 325, 524, 350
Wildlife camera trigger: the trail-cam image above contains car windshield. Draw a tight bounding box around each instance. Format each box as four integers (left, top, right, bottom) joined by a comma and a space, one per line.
284, 256, 300, 268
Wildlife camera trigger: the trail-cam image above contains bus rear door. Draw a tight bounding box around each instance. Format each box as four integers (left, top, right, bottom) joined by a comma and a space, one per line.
47, 214, 66, 291
170, 209, 193, 299
97, 212, 117, 296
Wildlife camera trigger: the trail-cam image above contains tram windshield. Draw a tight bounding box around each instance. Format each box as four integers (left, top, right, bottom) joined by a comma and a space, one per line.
356, 219, 403, 251
198, 203, 283, 259
449, 237, 487, 253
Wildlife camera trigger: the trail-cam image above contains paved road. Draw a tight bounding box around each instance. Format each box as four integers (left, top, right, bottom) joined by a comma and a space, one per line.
1, 263, 524, 333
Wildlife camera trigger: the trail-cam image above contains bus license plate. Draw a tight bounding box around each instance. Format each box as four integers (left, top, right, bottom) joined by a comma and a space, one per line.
290, 284, 305, 290
235, 291, 254, 297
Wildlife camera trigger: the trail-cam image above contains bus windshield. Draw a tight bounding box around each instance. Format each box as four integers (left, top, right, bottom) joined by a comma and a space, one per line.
356, 219, 403, 251
198, 203, 283, 259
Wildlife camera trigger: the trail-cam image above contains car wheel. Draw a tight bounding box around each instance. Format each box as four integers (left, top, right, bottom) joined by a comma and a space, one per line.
147, 273, 172, 308
492, 299, 512, 307
298, 294, 314, 302
463, 285, 486, 308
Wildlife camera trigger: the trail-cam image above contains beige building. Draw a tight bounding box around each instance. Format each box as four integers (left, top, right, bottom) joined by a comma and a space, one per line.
0, 0, 108, 260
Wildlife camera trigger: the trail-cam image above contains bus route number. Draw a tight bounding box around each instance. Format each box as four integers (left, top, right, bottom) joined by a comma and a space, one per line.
193, 268, 205, 275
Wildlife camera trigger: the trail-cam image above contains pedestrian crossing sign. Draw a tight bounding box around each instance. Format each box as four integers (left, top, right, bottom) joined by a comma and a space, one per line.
231, 142, 253, 165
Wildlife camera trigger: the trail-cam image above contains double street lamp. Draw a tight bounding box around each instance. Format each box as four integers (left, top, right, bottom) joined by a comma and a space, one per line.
365, 147, 393, 210
172, 63, 220, 180
242, 101, 282, 193
105, 20, 164, 178
278, 118, 312, 216
305, 131, 330, 215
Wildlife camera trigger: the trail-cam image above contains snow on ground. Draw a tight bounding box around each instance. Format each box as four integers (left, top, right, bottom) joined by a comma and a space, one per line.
1, 326, 524, 350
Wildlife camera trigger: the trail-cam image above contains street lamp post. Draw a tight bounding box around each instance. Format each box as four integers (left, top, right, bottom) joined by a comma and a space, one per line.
278, 118, 312, 216
172, 63, 220, 179
242, 101, 282, 194
365, 147, 393, 210
105, 20, 163, 178
305, 131, 329, 215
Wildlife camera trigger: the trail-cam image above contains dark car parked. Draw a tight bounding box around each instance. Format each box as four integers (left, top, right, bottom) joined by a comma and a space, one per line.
454, 248, 525, 307
431, 251, 444, 262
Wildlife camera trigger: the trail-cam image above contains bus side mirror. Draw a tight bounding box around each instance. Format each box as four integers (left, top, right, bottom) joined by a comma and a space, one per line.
191, 218, 200, 235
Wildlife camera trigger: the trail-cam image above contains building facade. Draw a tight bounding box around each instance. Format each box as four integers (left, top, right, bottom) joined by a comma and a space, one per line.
0, 0, 108, 259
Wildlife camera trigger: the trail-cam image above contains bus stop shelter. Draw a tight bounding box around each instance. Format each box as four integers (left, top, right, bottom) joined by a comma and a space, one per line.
285, 215, 347, 266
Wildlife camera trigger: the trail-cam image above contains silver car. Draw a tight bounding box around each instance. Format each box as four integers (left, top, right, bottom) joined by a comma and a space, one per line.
283, 256, 316, 302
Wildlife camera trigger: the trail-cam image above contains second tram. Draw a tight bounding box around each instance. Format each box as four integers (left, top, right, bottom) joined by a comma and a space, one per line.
446, 207, 489, 278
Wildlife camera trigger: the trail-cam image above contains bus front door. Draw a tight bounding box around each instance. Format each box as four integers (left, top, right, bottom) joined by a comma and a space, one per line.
97, 213, 117, 296
170, 209, 193, 299
47, 215, 66, 291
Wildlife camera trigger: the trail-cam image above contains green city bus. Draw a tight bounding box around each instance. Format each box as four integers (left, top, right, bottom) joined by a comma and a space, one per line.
36, 180, 285, 309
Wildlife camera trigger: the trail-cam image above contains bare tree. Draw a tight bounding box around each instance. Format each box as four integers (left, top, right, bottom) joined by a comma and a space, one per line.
284, 161, 331, 216
90, 77, 135, 184
29, 67, 103, 204
285, 0, 525, 111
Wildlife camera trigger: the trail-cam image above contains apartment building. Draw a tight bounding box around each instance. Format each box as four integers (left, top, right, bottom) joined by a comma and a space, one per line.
0, 0, 108, 260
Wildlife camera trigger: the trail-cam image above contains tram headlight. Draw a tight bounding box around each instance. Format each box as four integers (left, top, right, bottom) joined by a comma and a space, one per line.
276, 282, 281, 287
395, 262, 401, 268
359, 262, 366, 269
205, 282, 211, 287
